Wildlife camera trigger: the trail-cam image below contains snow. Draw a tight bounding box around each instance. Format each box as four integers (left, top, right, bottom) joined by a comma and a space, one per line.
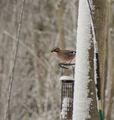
73, 0, 93, 120
59, 76, 75, 81
60, 97, 73, 119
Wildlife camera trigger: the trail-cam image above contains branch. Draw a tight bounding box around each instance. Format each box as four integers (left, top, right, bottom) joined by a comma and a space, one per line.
18, 100, 39, 118
3, 31, 48, 71
4, 0, 25, 120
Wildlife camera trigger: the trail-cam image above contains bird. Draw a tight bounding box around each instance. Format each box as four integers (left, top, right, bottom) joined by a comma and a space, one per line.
51, 47, 76, 64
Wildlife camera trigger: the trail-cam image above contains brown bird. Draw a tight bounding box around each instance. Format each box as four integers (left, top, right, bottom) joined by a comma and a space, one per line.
51, 47, 76, 64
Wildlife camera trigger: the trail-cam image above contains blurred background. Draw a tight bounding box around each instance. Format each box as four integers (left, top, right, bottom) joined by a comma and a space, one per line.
0, 0, 114, 120
0, 0, 77, 120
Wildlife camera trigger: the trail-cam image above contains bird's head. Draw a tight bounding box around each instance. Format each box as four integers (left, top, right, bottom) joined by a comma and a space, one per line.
51, 47, 60, 53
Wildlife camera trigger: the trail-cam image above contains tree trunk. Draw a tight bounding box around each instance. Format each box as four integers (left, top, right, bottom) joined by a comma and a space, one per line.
106, 0, 114, 119
92, 0, 108, 113
87, 33, 100, 120
73, 0, 99, 119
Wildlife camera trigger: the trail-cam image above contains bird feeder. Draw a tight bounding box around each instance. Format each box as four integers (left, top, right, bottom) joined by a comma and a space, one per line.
59, 76, 74, 120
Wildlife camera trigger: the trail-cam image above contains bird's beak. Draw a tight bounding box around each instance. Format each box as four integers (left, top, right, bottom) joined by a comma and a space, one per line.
51, 49, 58, 52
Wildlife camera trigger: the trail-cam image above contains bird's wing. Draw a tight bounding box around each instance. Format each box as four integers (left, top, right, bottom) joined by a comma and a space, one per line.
62, 50, 76, 57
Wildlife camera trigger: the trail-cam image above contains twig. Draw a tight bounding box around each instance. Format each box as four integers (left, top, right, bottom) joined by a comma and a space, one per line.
3, 31, 48, 71
4, 0, 25, 120
18, 100, 39, 118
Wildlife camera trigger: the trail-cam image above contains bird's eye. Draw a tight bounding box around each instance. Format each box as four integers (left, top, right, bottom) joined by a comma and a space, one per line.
55, 48, 57, 50
54, 48, 58, 52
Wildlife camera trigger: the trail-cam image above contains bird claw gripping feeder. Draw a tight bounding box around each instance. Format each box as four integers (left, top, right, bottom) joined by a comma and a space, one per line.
59, 63, 75, 69
59, 63, 75, 78
59, 76, 74, 120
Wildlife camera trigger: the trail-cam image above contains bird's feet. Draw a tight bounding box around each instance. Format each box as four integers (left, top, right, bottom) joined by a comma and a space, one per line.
58, 63, 69, 69
58, 62, 75, 69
